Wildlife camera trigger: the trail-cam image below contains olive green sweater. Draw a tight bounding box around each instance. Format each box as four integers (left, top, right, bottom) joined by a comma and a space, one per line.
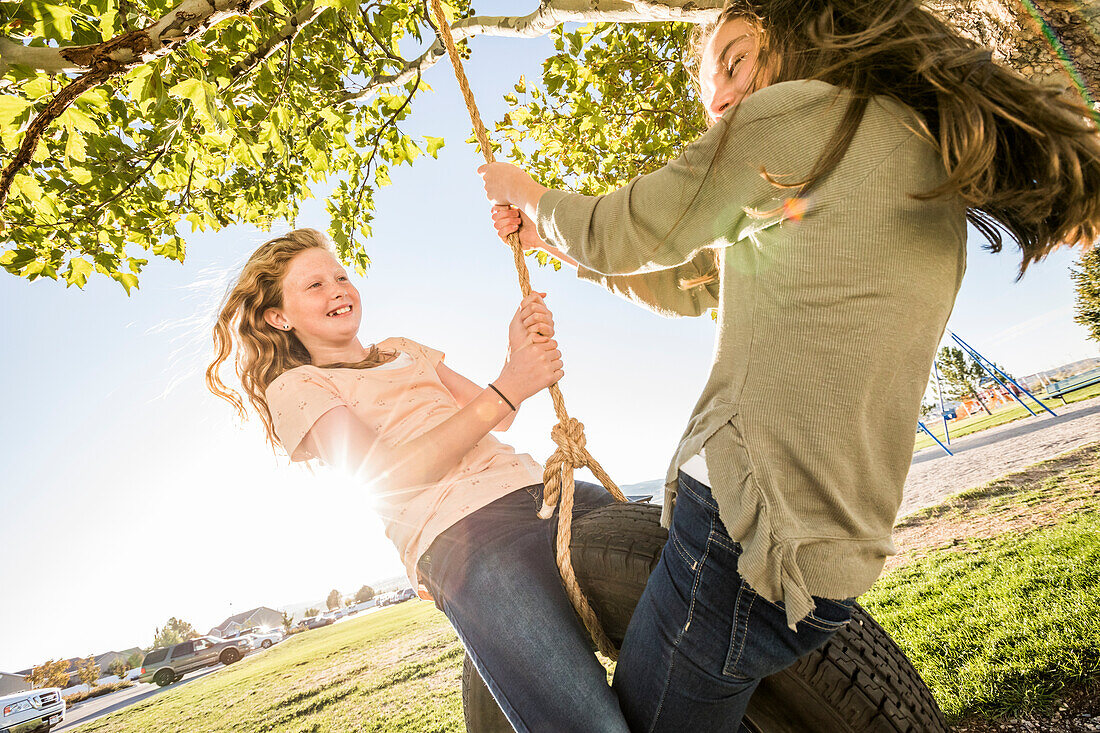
536, 80, 967, 629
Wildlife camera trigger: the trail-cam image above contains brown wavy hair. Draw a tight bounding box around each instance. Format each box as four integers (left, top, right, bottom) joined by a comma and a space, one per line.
205, 228, 396, 453
679, 0, 1100, 289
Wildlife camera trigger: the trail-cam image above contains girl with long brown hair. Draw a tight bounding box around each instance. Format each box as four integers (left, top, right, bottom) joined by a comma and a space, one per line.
206, 229, 631, 733
481, 0, 1100, 728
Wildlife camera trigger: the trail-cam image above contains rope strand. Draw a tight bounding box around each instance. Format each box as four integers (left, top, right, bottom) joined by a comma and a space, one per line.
427, 0, 627, 660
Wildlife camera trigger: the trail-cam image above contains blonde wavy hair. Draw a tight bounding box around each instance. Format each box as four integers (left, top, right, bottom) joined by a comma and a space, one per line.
679, 0, 1100, 289
205, 228, 396, 453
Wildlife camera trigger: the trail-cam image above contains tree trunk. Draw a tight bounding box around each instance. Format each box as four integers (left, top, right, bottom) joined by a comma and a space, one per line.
928, 0, 1099, 103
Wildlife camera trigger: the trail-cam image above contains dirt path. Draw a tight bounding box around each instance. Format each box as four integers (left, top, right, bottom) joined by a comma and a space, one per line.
901, 396, 1100, 518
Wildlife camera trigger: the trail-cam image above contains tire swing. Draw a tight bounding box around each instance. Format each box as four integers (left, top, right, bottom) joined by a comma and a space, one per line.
425, 3, 947, 731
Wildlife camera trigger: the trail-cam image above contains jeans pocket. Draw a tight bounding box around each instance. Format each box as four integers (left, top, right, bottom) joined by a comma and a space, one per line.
802, 596, 855, 632
723, 581, 850, 681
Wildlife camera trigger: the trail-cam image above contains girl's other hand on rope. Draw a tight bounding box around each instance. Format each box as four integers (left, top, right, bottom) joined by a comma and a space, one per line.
491, 205, 580, 269
496, 339, 564, 404
491, 204, 543, 250
508, 292, 554, 351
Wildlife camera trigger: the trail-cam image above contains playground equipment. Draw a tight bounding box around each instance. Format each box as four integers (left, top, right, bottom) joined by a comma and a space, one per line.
920, 332, 1058, 457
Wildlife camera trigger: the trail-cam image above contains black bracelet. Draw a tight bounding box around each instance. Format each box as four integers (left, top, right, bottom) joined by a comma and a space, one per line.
488, 383, 516, 411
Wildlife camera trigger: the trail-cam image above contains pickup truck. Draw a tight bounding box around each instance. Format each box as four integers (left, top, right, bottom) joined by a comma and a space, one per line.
137, 636, 250, 687
0, 687, 64, 733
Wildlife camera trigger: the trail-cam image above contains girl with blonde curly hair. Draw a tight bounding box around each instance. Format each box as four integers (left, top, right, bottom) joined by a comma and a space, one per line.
206, 228, 630, 733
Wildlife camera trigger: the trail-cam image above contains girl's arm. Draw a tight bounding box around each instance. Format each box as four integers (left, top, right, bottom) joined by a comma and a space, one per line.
300, 337, 562, 490
491, 205, 719, 318
435, 363, 517, 431
479, 94, 793, 276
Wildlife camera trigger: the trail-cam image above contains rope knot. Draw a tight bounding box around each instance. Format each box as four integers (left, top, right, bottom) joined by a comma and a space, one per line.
551, 417, 588, 467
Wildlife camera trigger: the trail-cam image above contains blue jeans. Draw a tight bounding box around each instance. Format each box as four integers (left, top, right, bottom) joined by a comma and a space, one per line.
612, 471, 855, 732
417, 481, 629, 733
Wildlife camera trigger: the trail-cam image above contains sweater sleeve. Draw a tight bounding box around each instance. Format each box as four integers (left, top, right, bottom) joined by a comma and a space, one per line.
534, 81, 838, 276
575, 250, 720, 318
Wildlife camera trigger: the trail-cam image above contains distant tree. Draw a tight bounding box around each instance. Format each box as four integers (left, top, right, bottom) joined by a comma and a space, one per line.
126, 651, 144, 669
76, 656, 100, 688
107, 658, 130, 680
152, 617, 199, 649
1071, 247, 1100, 344
937, 346, 994, 415
25, 659, 71, 689
281, 611, 294, 634
918, 399, 936, 421
326, 589, 342, 611
304, 608, 320, 618
354, 585, 376, 603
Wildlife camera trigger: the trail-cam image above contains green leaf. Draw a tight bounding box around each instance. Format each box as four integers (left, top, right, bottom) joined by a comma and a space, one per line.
30, 3, 77, 41
0, 248, 38, 274
11, 173, 44, 204
113, 272, 139, 294
64, 129, 87, 163
68, 166, 92, 185
0, 95, 32, 127
22, 78, 54, 100
65, 257, 93, 288
168, 79, 222, 129
58, 107, 98, 134
424, 136, 444, 158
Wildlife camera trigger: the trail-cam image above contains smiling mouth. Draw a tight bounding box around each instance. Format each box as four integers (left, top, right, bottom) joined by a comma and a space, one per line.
327, 305, 353, 317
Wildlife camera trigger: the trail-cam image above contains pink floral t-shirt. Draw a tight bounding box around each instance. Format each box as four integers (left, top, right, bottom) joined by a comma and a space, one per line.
264, 336, 543, 594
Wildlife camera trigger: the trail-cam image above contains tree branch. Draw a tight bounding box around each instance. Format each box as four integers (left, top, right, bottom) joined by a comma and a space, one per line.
0, 69, 113, 213
339, 0, 722, 104
1, 0, 274, 75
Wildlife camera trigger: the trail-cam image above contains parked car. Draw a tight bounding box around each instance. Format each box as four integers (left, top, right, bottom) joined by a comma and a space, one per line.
302, 615, 334, 630
239, 629, 284, 650
393, 588, 417, 603
137, 636, 250, 687
0, 687, 64, 733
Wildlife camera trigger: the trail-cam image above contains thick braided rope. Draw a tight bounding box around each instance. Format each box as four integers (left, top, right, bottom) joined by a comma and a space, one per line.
427, 0, 627, 660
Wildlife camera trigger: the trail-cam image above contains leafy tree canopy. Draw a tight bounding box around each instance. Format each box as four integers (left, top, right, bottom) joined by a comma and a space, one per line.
151, 615, 198, 648
25, 658, 71, 689
0, 0, 1092, 291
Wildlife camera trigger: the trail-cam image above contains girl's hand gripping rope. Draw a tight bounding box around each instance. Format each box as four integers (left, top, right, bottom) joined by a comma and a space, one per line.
508, 292, 554, 353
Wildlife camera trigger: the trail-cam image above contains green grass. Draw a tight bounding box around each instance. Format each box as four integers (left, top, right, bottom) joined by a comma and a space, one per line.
79, 449, 1100, 730
862, 447, 1100, 721
914, 382, 1100, 453
79, 602, 465, 733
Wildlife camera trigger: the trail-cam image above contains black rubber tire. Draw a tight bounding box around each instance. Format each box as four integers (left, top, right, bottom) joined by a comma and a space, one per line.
462, 502, 946, 733
261, 639, 273, 649
153, 669, 175, 687
220, 648, 241, 665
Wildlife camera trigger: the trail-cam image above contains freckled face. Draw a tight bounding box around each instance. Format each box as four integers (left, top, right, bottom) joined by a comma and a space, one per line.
277, 248, 362, 341
699, 18, 767, 123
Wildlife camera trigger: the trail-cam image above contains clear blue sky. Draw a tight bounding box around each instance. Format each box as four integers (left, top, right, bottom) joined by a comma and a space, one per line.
1, 13, 1095, 673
